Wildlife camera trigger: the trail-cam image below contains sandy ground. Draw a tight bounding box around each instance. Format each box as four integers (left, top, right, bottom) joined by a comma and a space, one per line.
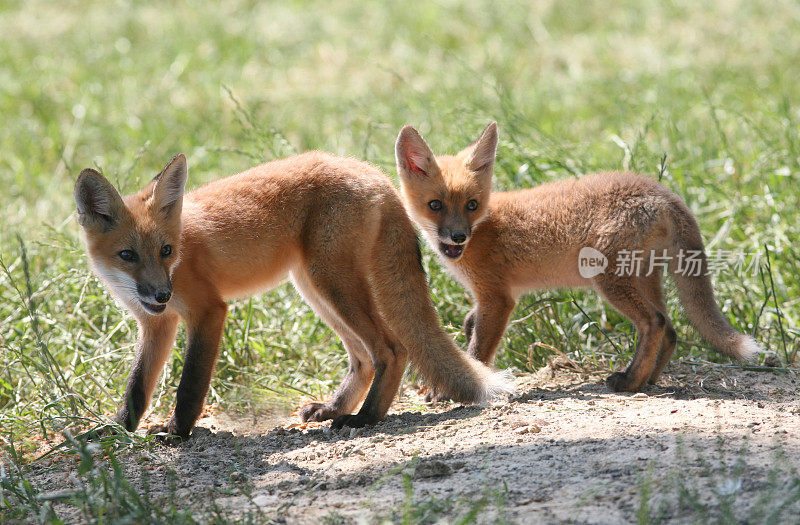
28, 360, 800, 523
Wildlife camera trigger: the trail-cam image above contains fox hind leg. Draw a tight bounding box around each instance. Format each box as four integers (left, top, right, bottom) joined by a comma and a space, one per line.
293, 270, 375, 422
320, 282, 408, 428
331, 328, 407, 430
295, 266, 408, 428
594, 274, 666, 392
299, 332, 374, 422
638, 271, 677, 385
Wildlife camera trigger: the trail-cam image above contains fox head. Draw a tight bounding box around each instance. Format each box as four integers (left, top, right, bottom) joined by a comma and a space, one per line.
395, 122, 498, 261
74, 154, 187, 316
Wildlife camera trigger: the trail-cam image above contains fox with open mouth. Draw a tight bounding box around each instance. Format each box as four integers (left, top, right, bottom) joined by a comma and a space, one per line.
75, 152, 510, 440
396, 122, 761, 393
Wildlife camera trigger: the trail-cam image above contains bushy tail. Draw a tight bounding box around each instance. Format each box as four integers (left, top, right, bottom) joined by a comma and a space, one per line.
668, 201, 762, 360
369, 213, 513, 403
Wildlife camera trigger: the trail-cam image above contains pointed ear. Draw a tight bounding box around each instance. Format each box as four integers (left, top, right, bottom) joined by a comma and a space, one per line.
74, 169, 125, 232
395, 125, 438, 178
150, 154, 187, 216
462, 121, 498, 175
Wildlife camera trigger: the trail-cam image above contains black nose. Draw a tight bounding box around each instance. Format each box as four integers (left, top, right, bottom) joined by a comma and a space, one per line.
451, 232, 467, 244
155, 290, 171, 304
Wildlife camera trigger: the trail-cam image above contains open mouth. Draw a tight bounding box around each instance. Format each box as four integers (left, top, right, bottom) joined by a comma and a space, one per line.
140, 301, 167, 314
439, 242, 465, 259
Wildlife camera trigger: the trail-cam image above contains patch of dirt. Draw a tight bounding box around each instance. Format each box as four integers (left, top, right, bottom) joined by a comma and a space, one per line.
27, 362, 800, 523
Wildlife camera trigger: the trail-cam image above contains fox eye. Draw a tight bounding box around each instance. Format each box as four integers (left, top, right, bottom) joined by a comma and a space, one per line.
466, 200, 479, 211
160, 245, 172, 258
119, 250, 138, 262
428, 200, 443, 211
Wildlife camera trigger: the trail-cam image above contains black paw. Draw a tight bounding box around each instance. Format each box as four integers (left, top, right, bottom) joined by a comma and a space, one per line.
113, 411, 140, 434
606, 371, 636, 393
146, 422, 189, 444
300, 402, 339, 422
82, 423, 127, 442
424, 389, 451, 403
331, 413, 377, 430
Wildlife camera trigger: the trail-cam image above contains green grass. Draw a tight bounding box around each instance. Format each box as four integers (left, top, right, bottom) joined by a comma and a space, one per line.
637, 435, 800, 523
376, 469, 508, 525
1, 0, 799, 521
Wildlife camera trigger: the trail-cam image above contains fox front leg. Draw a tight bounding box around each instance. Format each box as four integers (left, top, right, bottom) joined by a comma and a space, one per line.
147, 302, 227, 440
115, 313, 180, 432
467, 294, 515, 365
463, 307, 477, 345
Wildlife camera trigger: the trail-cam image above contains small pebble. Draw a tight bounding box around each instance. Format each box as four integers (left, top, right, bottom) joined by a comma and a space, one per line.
252, 494, 278, 507
413, 460, 452, 479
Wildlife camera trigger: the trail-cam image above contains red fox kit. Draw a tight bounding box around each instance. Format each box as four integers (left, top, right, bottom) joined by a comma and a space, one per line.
395, 123, 761, 392
75, 152, 509, 439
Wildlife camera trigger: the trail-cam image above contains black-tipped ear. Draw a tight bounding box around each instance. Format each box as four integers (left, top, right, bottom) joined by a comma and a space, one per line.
464, 121, 498, 174
74, 169, 125, 231
395, 125, 437, 177
151, 154, 187, 216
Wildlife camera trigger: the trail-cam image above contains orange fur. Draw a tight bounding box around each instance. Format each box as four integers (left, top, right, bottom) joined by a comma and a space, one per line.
76, 152, 510, 439
396, 123, 761, 393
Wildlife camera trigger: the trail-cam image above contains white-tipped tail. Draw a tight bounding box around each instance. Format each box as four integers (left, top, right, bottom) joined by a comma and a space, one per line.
668, 203, 765, 362
478, 369, 515, 402
736, 335, 763, 361
369, 210, 517, 405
